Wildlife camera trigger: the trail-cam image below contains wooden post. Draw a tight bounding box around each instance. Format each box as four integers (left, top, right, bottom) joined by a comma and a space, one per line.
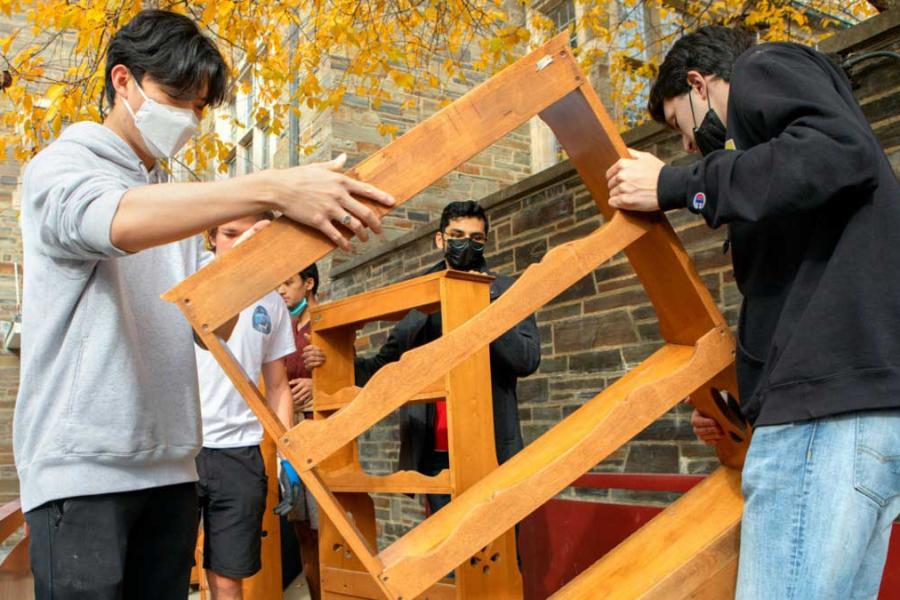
165, 33, 750, 600
242, 432, 283, 600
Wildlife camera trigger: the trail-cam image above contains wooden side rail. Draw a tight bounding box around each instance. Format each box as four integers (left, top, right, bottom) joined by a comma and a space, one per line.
0, 500, 34, 600
312, 271, 492, 332
162, 34, 581, 334
550, 467, 743, 600
321, 467, 453, 495
284, 212, 650, 472
570, 472, 705, 493
375, 328, 735, 599
166, 31, 752, 600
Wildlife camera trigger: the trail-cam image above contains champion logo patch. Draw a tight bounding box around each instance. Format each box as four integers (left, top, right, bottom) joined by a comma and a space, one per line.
252, 306, 272, 334
692, 192, 707, 211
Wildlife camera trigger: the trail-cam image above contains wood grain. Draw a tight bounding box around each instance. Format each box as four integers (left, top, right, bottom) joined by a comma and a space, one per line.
162, 33, 581, 333
550, 467, 742, 600
375, 328, 735, 600
283, 212, 649, 472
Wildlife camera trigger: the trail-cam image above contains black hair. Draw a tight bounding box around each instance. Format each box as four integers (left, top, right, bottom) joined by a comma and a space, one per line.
648, 25, 755, 124
439, 201, 489, 237
300, 263, 320, 296
104, 9, 228, 109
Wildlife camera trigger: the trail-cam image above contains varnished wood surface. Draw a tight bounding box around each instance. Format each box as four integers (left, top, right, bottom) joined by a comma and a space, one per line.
550, 467, 742, 600
162, 33, 580, 333
165, 30, 751, 600
321, 467, 453, 494
283, 213, 649, 472
242, 433, 283, 600
322, 567, 456, 600
376, 329, 734, 600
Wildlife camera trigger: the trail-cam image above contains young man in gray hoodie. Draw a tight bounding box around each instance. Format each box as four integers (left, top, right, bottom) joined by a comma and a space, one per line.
13, 10, 393, 600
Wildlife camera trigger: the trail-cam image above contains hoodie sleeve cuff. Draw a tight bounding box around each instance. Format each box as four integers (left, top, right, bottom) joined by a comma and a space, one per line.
657, 165, 690, 212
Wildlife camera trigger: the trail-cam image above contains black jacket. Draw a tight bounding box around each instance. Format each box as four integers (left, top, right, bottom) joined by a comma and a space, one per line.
658, 42, 900, 426
355, 261, 541, 472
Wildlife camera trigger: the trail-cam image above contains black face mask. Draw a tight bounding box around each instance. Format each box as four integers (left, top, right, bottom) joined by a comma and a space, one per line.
690, 93, 727, 156
444, 237, 486, 271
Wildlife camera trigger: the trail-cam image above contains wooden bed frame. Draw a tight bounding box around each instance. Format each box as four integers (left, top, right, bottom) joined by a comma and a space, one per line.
164, 32, 751, 599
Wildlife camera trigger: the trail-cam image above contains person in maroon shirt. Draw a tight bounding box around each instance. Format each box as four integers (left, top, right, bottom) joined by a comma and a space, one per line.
276, 262, 322, 599
279, 263, 326, 412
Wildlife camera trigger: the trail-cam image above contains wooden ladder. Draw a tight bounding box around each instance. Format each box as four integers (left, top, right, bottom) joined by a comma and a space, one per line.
164, 32, 751, 600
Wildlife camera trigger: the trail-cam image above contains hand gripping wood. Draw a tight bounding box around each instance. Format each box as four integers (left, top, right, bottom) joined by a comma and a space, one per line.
165, 32, 750, 600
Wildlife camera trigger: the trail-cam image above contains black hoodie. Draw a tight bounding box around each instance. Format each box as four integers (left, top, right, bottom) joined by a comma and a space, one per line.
658, 42, 900, 426
354, 260, 541, 472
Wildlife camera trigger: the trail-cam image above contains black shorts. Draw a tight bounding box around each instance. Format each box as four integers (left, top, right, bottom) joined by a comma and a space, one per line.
197, 446, 268, 579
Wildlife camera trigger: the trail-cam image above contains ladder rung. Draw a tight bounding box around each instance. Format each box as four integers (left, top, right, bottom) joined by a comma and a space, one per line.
321, 467, 452, 494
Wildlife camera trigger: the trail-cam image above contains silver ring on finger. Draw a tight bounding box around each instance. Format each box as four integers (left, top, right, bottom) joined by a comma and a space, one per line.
341, 214, 352, 226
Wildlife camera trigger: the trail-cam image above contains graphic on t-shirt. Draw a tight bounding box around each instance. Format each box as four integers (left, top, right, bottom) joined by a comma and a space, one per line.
252, 305, 271, 334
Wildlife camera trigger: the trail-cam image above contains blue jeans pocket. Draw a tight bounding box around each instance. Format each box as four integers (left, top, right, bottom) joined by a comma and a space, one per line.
853, 411, 900, 507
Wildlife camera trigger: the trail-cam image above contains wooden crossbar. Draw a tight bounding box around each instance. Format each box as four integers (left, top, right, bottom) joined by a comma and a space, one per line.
162, 34, 581, 333
166, 31, 751, 600
283, 212, 650, 472
375, 329, 734, 599
551, 467, 743, 599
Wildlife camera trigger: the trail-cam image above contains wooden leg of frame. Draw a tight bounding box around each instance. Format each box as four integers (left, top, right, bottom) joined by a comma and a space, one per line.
550, 466, 742, 600
376, 328, 735, 600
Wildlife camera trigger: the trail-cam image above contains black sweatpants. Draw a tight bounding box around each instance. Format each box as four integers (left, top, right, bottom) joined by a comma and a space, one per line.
25, 482, 198, 600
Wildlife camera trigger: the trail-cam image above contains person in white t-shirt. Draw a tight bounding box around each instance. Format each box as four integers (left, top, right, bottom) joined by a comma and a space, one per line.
195, 212, 296, 600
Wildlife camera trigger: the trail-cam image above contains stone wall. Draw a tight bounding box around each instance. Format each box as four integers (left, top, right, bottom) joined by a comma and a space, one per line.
325, 10, 900, 547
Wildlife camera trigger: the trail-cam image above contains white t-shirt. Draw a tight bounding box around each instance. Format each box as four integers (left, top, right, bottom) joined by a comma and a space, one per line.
197, 291, 296, 448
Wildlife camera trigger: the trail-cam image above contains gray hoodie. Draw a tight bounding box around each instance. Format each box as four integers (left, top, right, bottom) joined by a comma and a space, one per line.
14, 122, 205, 512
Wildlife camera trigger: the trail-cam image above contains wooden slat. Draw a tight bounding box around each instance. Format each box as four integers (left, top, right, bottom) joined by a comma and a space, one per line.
315, 379, 446, 411
321, 467, 452, 494
375, 328, 735, 600
195, 330, 390, 596
550, 467, 742, 600
283, 212, 650, 471
322, 567, 456, 600
290, 467, 388, 591
569, 473, 705, 493
162, 33, 582, 332
540, 85, 726, 345
242, 433, 283, 600
0, 500, 24, 544
313, 271, 494, 332
440, 269, 523, 599
0, 536, 33, 600
196, 331, 287, 439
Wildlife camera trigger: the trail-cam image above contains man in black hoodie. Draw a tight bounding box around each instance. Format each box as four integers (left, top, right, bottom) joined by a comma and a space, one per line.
606, 26, 900, 599
355, 201, 541, 514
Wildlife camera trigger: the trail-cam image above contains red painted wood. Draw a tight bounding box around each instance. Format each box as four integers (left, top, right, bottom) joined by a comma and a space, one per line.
880, 526, 900, 600
518, 474, 900, 600
519, 499, 663, 599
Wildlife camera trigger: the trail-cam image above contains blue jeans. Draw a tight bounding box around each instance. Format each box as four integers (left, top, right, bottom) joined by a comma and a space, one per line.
737, 410, 900, 600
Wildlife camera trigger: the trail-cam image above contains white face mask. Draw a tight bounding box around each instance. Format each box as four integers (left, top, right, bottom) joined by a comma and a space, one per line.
122, 79, 199, 159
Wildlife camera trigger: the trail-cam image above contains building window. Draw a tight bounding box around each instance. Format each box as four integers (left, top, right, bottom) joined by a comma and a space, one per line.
261, 128, 270, 170
239, 131, 254, 175
546, 0, 578, 48
242, 75, 255, 128
225, 150, 237, 178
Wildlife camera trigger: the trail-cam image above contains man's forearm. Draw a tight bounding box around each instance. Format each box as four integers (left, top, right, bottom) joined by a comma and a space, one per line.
110, 171, 275, 253
267, 383, 294, 430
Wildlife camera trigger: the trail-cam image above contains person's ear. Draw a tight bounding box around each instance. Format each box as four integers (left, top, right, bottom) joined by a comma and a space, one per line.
205, 230, 216, 252
110, 64, 133, 104
686, 70, 708, 102
434, 231, 445, 251
305, 277, 315, 294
